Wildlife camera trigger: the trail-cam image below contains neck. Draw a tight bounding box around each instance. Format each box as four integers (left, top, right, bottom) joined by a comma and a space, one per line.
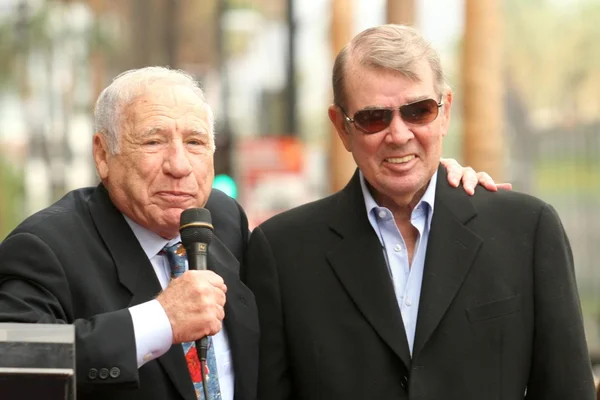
368, 182, 429, 221
385, 189, 427, 220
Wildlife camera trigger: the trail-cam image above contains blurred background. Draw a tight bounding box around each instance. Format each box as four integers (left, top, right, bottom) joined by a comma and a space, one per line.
0, 0, 599, 370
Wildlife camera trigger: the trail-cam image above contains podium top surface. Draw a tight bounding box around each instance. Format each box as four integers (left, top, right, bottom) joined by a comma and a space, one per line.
0, 323, 74, 343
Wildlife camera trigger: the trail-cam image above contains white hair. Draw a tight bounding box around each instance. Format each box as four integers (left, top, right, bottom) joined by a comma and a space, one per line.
94, 66, 215, 154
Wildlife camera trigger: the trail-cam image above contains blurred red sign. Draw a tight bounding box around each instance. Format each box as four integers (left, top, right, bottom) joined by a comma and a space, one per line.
236, 136, 306, 229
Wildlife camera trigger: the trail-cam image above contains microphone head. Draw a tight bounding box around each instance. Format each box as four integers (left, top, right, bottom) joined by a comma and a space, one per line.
179, 208, 214, 247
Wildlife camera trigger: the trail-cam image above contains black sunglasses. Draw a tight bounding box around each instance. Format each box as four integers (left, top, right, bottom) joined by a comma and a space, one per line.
340, 98, 443, 134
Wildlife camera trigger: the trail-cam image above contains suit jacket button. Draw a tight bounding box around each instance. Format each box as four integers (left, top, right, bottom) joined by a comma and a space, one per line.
400, 375, 409, 389
109, 367, 120, 379
99, 368, 109, 380
88, 368, 98, 380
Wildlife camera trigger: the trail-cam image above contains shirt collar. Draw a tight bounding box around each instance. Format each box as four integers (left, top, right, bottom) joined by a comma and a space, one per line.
359, 169, 437, 230
123, 215, 181, 259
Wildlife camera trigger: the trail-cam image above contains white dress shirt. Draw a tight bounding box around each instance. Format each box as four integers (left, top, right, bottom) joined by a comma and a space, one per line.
359, 171, 437, 355
125, 216, 234, 400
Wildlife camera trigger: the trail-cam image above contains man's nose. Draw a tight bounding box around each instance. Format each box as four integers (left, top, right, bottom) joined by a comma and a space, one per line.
385, 111, 415, 145
163, 141, 193, 177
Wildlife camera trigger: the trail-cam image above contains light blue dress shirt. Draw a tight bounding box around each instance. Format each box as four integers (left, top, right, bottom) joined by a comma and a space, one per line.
359, 171, 437, 355
125, 216, 234, 400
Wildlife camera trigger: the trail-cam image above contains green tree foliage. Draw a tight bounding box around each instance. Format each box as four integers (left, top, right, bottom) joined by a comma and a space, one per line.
0, 1, 53, 89
0, 159, 24, 240
505, 0, 600, 119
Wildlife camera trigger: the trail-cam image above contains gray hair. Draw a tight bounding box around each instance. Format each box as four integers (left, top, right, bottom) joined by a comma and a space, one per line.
94, 66, 215, 154
332, 24, 449, 108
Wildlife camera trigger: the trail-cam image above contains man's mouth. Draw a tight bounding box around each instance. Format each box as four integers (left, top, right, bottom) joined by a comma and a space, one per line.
385, 155, 415, 164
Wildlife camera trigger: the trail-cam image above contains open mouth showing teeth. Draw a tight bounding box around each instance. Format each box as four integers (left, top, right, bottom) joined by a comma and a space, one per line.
386, 155, 415, 164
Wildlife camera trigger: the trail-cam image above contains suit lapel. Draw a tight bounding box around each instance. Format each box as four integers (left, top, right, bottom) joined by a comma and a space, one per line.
326, 171, 412, 370
88, 184, 197, 400
89, 184, 163, 305
412, 166, 482, 359
210, 234, 258, 400
209, 237, 256, 335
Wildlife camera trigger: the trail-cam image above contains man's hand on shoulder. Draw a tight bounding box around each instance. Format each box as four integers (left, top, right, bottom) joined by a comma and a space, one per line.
441, 158, 513, 195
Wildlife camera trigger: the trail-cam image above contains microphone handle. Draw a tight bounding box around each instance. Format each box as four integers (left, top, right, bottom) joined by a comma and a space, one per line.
196, 337, 209, 361
184, 242, 210, 360
185, 242, 208, 271
183, 240, 212, 399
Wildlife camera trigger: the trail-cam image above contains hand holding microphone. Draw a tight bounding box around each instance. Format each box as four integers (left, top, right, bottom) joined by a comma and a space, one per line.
156, 208, 227, 345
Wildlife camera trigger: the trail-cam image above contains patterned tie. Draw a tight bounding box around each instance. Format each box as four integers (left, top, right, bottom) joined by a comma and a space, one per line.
162, 242, 222, 400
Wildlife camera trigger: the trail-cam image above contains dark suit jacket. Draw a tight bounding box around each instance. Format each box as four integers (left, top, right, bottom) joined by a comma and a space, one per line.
243, 166, 595, 400
0, 184, 259, 400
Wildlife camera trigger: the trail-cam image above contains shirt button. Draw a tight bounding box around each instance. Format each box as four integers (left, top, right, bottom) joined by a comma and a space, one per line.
405, 298, 412, 306
394, 244, 402, 252
378, 210, 387, 219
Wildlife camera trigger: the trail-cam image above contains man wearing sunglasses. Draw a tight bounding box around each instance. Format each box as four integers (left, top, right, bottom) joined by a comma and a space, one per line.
243, 24, 595, 400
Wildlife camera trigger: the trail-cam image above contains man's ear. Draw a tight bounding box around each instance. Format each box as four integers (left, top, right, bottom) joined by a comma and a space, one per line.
440, 91, 453, 138
93, 133, 110, 180
328, 104, 352, 152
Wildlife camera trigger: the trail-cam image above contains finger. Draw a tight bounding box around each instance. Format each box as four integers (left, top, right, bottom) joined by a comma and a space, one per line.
210, 280, 227, 294
447, 170, 461, 187
215, 287, 227, 307
440, 157, 459, 168
207, 320, 223, 337
496, 183, 513, 191
200, 271, 225, 287
214, 320, 223, 334
460, 167, 478, 195
475, 172, 498, 192
217, 304, 225, 320
442, 158, 462, 187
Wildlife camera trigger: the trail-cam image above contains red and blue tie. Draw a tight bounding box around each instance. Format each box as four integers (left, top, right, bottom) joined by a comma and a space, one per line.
162, 242, 222, 399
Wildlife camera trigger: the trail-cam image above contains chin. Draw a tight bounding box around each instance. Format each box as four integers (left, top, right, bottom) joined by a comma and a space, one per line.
149, 208, 183, 231
164, 209, 185, 222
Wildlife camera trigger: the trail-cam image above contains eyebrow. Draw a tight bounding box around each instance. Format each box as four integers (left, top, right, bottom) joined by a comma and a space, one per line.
186, 128, 209, 136
140, 127, 163, 137
360, 95, 433, 110
404, 94, 431, 104
139, 127, 209, 137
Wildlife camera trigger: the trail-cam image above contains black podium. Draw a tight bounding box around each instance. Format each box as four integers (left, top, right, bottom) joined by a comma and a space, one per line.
0, 323, 75, 400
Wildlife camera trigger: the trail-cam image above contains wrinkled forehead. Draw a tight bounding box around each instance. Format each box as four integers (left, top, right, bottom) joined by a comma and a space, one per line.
344, 59, 436, 106
346, 56, 432, 87
131, 83, 205, 108
122, 84, 210, 125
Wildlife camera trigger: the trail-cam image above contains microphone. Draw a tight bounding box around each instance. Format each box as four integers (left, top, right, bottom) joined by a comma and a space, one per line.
179, 208, 214, 400
179, 208, 214, 272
